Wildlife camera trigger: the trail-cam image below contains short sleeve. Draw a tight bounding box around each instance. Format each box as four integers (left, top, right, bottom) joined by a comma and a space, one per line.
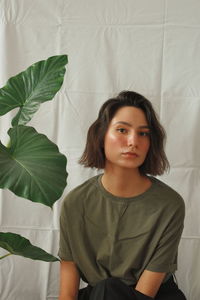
146, 198, 185, 273
58, 197, 73, 261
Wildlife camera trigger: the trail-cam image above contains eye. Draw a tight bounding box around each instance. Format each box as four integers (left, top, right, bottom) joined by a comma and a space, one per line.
139, 131, 150, 137
116, 128, 127, 134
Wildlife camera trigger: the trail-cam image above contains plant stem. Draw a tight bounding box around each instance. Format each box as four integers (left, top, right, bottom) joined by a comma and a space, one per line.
0, 253, 12, 260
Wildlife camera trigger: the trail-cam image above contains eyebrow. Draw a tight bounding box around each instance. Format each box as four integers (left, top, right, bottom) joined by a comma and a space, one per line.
114, 121, 150, 129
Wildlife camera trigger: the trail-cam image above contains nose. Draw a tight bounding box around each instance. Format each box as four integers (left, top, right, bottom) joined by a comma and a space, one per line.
127, 132, 138, 148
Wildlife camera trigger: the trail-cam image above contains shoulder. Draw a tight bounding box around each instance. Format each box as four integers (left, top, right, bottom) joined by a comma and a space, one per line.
150, 176, 185, 214
61, 174, 100, 210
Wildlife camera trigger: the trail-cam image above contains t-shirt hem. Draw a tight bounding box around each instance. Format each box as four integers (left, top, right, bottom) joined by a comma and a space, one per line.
145, 263, 177, 273
58, 251, 73, 261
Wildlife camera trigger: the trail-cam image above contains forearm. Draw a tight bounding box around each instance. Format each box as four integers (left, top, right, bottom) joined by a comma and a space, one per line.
59, 287, 78, 300
59, 261, 80, 300
59, 296, 76, 300
135, 270, 166, 298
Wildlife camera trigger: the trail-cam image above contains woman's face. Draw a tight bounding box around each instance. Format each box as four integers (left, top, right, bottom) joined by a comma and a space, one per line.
104, 106, 150, 171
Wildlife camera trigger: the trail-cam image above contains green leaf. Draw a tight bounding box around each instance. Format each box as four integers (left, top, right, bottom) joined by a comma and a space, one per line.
0, 232, 59, 261
0, 55, 68, 126
0, 125, 67, 207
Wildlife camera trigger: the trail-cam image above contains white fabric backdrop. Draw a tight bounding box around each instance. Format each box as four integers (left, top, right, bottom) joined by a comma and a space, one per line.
0, 0, 199, 299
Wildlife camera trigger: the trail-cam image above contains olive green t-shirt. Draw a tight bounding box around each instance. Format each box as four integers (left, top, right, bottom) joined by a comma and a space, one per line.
58, 175, 185, 286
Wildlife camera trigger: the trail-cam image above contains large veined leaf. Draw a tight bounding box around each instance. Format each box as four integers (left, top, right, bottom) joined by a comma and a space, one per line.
0, 125, 67, 207
0, 55, 68, 126
0, 232, 59, 261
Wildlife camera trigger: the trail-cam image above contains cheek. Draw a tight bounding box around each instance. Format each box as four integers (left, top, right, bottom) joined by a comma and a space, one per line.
104, 133, 123, 159
143, 139, 150, 153
104, 132, 123, 148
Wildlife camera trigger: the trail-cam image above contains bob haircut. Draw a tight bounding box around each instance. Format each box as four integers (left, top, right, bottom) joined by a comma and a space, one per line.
79, 91, 169, 176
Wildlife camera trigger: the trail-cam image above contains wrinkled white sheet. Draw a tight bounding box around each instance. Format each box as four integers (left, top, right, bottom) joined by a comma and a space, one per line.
0, 0, 199, 299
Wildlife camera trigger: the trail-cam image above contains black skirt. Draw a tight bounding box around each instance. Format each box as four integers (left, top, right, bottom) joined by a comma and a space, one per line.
78, 276, 186, 300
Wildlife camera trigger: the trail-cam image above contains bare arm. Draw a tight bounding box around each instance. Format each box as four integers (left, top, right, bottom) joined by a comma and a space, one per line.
59, 260, 80, 300
135, 270, 166, 298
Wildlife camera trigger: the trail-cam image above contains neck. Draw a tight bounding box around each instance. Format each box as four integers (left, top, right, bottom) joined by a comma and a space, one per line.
101, 165, 151, 198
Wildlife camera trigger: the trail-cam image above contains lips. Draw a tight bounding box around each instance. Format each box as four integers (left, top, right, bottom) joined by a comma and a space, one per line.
122, 152, 138, 157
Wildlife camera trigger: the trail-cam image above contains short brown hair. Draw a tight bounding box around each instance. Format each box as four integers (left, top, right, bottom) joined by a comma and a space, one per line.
79, 91, 169, 175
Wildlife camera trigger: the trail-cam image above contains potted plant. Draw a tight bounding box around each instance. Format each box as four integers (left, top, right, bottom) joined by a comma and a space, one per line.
0, 54, 68, 261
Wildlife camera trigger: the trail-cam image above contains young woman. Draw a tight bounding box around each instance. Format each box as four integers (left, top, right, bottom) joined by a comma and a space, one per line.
58, 91, 186, 300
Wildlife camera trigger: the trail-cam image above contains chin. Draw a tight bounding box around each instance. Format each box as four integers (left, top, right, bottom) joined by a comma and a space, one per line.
118, 162, 142, 169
